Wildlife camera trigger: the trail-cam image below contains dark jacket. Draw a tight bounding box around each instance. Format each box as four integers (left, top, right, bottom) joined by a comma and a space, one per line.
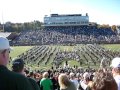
0, 65, 32, 90
28, 77, 40, 90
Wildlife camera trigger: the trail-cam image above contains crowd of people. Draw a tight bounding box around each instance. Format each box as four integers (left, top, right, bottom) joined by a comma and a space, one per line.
15, 43, 120, 70
11, 25, 120, 45
0, 36, 120, 90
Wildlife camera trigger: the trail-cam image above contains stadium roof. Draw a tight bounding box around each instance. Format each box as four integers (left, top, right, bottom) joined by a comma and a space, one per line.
0, 32, 11, 38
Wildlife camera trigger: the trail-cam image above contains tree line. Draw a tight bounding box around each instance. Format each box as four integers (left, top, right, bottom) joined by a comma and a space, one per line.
0, 21, 117, 32
0, 20, 43, 32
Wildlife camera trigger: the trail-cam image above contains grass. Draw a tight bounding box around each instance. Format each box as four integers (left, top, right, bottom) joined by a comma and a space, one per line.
12, 44, 119, 59
10, 46, 33, 59
59, 46, 75, 51
102, 44, 120, 51
9, 44, 120, 70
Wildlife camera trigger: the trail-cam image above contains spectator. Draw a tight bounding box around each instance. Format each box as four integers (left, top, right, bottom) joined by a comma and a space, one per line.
50, 73, 60, 90
0, 36, 32, 90
12, 58, 25, 75
91, 69, 117, 90
40, 72, 53, 90
58, 73, 76, 90
78, 72, 90, 90
12, 58, 40, 90
111, 57, 120, 90
69, 72, 79, 89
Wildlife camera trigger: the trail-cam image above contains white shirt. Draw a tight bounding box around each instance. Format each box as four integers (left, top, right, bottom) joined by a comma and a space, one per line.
70, 79, 79, 88
80, 80, 88, 90
114, 75, 120, 90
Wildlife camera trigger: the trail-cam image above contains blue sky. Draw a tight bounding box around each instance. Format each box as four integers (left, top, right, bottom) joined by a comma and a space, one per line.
0, 0, 120, 25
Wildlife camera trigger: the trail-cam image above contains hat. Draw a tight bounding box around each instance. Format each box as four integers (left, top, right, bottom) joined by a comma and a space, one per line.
0, 36, 12, 51
12, 58, 24, 72
70, 72, 75, 77
83, 72, 90, 79
111, 57, 120, 68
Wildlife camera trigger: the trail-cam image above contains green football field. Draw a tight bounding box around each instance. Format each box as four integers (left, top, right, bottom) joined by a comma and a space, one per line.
10, 44, 120, 58
10, 46, 33, 59
102, 44, 120, 51
9, 44, 120, 70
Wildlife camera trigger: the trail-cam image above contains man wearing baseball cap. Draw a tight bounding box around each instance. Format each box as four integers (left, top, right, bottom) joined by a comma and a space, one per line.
111, 57, 120, 90
0, 36, 32, 90
12, 58, 40, 90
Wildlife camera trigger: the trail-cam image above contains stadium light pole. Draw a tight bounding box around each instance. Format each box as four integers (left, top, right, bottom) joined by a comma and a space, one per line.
2, 11, 4, 32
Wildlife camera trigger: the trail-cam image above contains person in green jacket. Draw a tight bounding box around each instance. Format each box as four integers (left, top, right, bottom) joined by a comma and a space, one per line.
12, 58, 40, 90
40, 72, 53, 90
0, 36, 32, 90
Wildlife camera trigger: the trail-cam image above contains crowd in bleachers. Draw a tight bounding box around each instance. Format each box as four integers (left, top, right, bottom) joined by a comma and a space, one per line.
45, 26, 115, 36
11, 25, 120, 45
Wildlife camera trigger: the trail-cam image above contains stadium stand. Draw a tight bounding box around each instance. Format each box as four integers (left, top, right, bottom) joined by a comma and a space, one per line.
116, 26, 120, 34
1, 14, 120, 90
11, 14, 120, 45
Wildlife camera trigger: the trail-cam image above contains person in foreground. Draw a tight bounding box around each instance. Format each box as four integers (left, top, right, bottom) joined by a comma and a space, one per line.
0, 36, 32, 90
58, 73, 77, 90
89, 69, 117, 90
40, 72, 53, 90
12, 58, 40, 90
111, 57, 120, 90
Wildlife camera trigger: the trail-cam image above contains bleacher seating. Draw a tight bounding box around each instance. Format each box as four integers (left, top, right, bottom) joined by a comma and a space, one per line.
11, 25, 120, 45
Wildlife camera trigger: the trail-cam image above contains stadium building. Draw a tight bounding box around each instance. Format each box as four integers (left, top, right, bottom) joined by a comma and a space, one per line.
43, 13, 115, 36
44, 13, 89, 26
